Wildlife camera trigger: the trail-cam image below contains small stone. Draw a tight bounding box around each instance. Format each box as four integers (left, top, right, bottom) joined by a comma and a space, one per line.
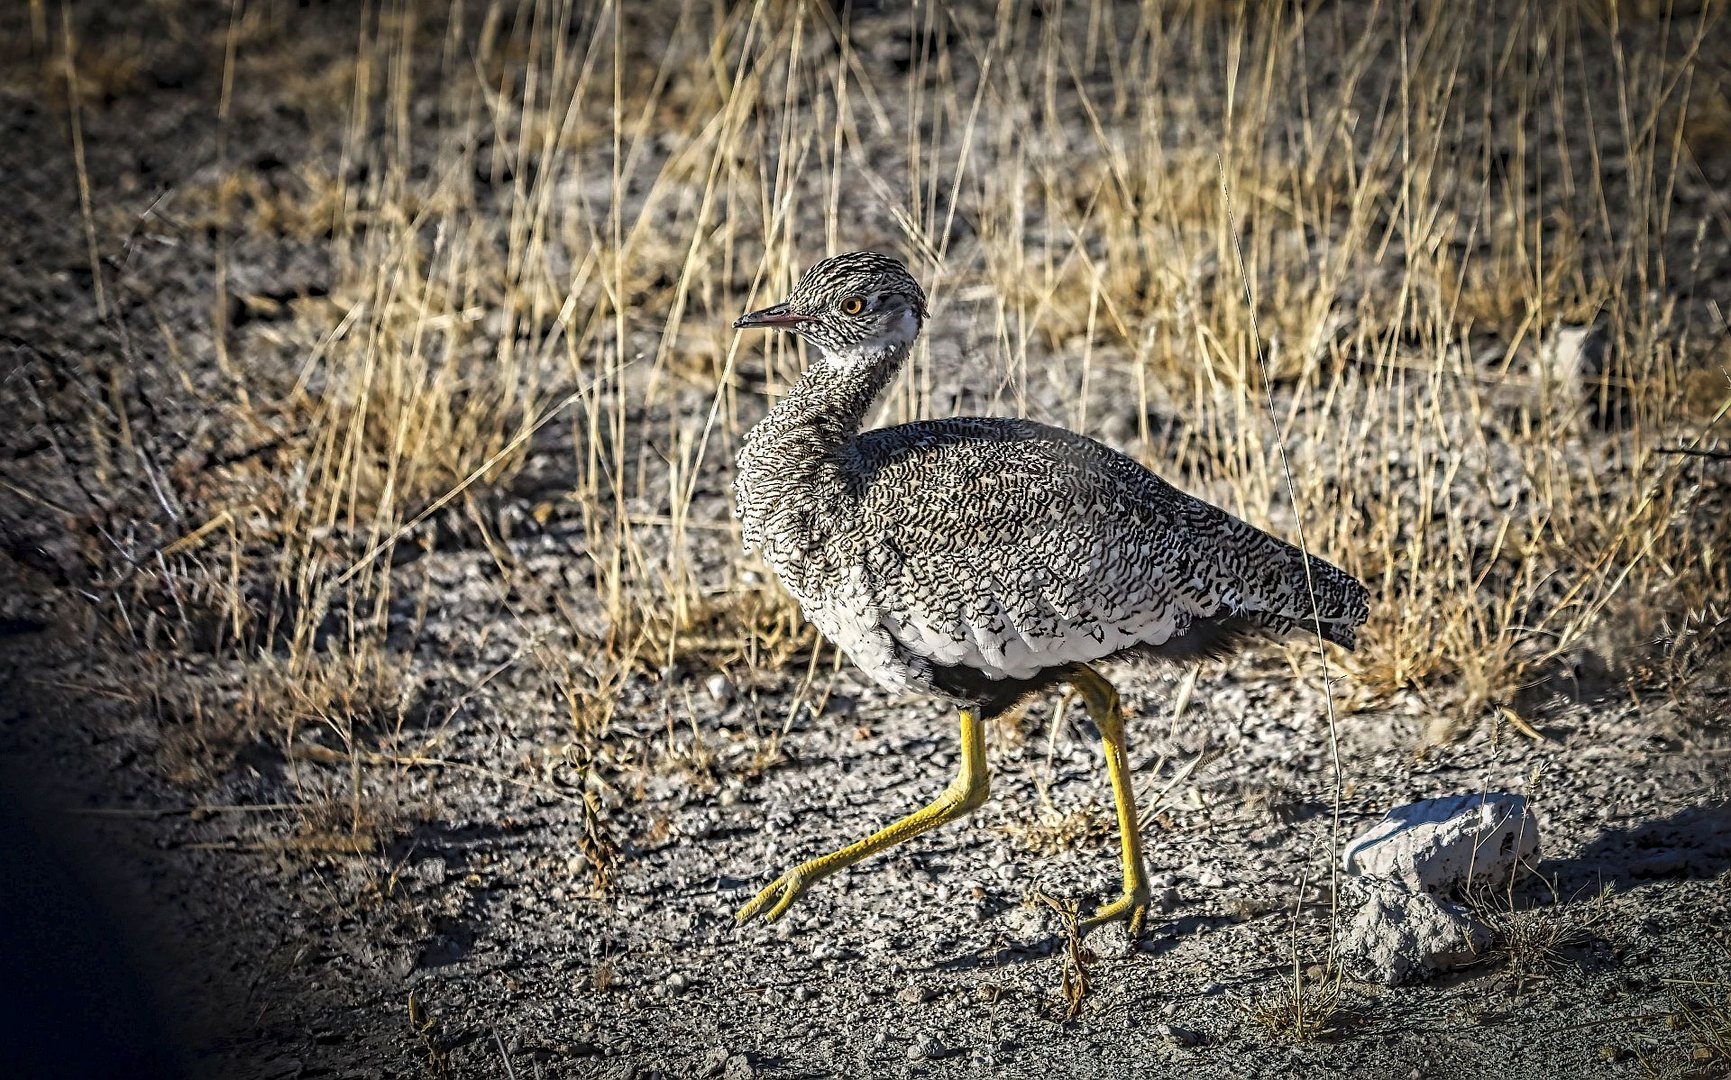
1201, 982, 1225, 996
896, 984, 932, 1005
907, 1035, 946, 1061
705, 673, 733, 703
1156, 887, 1180, 914
722, 1055, 756, 1080
1195, 869, 1224, 889
994, 863, 1021, 884
759, 988, 785, 1006
792, 985, 815, 1003
415, 856, 447, 886
666, 973, 689, 995
1155, 1023, 1202, 1048
565, 853, 590, 878
699, 1047, 729, 1078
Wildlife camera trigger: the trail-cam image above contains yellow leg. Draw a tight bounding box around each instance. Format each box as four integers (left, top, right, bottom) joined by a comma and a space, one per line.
736, 708, 990, 924
1068, 666, 1151, 937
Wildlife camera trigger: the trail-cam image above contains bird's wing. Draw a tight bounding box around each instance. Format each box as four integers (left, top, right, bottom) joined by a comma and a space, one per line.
847, 418, 1365, 679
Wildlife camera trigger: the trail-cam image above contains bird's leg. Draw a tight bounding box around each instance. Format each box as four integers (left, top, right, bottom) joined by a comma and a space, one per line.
1068, 666, 1152, 937
736, 708, 989, 925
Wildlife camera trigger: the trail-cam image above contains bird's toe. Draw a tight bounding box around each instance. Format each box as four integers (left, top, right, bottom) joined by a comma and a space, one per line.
735, 868, 808, 925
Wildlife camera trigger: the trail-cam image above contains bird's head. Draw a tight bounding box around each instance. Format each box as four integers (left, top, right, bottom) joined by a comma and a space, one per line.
733, 251, 928, 364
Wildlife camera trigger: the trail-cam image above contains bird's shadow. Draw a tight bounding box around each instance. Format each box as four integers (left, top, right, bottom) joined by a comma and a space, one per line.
920, 909, 1243, 974
1544, 802, 1731, 895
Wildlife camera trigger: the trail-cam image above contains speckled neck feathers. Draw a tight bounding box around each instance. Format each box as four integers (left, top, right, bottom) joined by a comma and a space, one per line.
734, 339, 907, 563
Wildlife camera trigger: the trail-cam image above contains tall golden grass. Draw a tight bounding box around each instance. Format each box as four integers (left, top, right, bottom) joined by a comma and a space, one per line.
39, 0, 1731, 833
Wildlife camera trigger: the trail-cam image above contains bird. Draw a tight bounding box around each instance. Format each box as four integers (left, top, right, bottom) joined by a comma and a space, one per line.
729, 250, 1369, 937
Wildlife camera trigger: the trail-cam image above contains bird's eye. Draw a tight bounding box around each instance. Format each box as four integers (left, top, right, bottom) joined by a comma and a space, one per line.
840, 296, 866, 316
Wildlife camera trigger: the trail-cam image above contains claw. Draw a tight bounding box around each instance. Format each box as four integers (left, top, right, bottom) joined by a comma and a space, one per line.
735, 867, 809, 924
1079, 883, 1151, 939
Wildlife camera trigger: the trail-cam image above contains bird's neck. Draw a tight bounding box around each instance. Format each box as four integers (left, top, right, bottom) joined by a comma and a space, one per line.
735, 340, 910, 563
757, 340, 910, 450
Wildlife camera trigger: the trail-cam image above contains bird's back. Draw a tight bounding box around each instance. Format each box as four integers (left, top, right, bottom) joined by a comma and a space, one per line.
830, 416, 1367, 684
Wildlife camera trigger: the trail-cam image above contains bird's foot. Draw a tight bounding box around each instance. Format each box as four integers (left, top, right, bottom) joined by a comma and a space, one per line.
1079, 881, 1150, 939
735, 866, 810, 924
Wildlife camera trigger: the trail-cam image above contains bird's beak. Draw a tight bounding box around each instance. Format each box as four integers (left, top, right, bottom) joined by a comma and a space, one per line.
733, 302, 812, 330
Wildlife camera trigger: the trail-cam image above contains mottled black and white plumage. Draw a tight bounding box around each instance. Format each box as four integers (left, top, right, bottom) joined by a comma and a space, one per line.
734, 252, 1369, 720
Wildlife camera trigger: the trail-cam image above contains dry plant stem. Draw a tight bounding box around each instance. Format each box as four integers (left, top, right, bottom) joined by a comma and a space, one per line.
1219, 158, 1347, 950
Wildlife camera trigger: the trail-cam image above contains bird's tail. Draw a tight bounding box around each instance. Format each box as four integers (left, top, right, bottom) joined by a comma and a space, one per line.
1296, 551, 1371, 650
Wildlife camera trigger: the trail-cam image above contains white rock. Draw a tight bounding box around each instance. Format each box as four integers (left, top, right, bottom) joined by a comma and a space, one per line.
1336, 878, 1492, 986
1342, 793, 1539, 894
705, 673, 733, 703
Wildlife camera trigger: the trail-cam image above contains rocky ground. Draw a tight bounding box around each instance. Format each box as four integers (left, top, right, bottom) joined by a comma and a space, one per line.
3, 2, 1730, 1079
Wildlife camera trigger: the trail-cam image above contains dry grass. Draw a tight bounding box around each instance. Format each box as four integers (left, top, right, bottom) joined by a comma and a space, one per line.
1475, 882, 1617, 988
1035, 892, 1098, 1021
1245, 959, 1350, 1043
1661, 979, 1731, 1079
17, 0, 1731, 876
1632, 972, 1731, 1080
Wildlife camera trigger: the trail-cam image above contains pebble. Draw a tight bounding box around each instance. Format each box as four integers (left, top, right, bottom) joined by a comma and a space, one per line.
1156, 887, 1180, 913
1155, 1023, 1202, 1048
723, 1057, 755, 1080
907, 1035, 946, 1061
705, 673, 733, 703
896, 984, 932, 1005
699, 1047, 729, 1078
565, 854, 589, 878
792, 985, 816, 1003
415, 856, 447, 886
994, 863, 1021, 884
666, 973, 689, 996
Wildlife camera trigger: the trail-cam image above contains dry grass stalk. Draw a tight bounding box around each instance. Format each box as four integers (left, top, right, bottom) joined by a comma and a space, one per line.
1245, 959, 1348, 1044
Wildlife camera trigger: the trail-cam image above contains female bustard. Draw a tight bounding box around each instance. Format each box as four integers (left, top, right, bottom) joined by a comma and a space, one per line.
731, 252, 1368, 936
